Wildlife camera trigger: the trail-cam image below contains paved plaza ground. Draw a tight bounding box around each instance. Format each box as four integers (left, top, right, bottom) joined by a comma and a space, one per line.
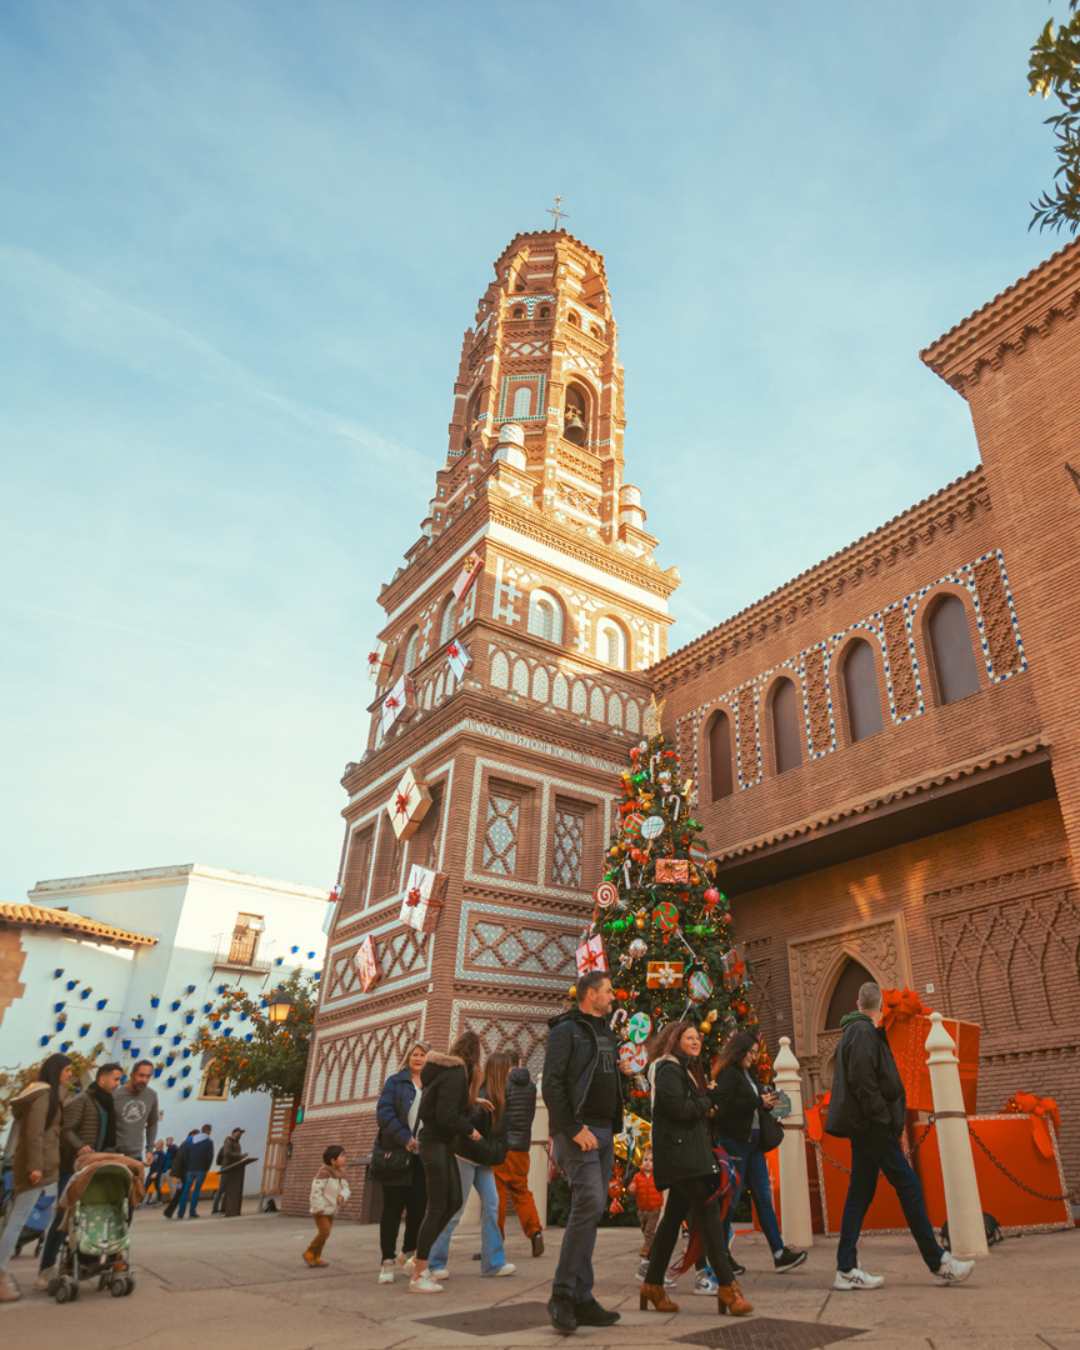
2, 1208, 1079, 1349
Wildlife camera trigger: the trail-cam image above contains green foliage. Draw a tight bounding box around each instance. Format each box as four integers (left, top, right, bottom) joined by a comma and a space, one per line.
0, 1043, 105, 1132
191, 969, 316, 1100
595, 717, 765, 1126
1029, 1, 1080, 233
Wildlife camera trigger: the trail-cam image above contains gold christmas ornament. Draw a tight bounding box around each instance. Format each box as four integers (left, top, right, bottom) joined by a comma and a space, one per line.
699, 1020, 711, 1033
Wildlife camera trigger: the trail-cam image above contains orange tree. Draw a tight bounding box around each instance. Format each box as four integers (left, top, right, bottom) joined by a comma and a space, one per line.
0, 1043, 105, 1131
1029, 1, 1080, 233
191, 970, 317, 1099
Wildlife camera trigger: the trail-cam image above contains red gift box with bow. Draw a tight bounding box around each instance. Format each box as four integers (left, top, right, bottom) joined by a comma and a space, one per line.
882, 988, 980, 1115
400, 863, 447, 933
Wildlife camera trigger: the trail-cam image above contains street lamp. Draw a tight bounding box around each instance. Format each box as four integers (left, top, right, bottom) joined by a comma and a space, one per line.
267, 987, 293, 1025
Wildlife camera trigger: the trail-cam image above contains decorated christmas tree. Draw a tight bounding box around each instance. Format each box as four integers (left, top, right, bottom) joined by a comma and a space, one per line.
579, 697, 769, 1131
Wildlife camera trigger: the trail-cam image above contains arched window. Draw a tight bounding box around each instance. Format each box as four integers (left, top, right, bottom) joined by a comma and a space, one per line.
439, 594, 458, 646
707, 711, 734, 801
528, 589, 563, 644
770, 677, 803, 774
927, 594, 980, 704
403, 627, 420, 675
590, 325, 603, 339
512, 305, 525, 319
564, 383, 588, 446
596, 617, 627, 669
539, 306, 550, 320
512, 385, 532, 419
842, 639, 884, 743
825, 958, 876, 1029
567, 310, 580, 327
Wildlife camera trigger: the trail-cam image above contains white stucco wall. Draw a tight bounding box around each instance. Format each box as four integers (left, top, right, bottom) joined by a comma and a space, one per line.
2, 865, 331, 1192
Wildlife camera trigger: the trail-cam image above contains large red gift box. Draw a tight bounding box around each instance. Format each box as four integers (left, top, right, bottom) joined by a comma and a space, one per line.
814, 1133, 912, 1234
915, 1113, 1072, 1232
885, 1011, 980, 1115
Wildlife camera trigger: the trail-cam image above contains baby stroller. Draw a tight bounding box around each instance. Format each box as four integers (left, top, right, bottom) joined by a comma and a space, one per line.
51, 1161, 138, 1302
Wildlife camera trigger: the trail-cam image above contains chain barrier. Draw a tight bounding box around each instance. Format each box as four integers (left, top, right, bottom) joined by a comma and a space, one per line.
966, 1124, 1074, 1205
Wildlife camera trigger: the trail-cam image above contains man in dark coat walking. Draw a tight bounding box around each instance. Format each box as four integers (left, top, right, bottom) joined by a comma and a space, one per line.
542, 970, 622, 1335
826, 981, 974, 1290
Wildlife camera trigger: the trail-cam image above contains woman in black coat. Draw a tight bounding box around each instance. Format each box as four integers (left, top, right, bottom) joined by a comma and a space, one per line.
711, 1030, 805, 1274
639, 1022, 752, 1319
410, 1041, 482, 1293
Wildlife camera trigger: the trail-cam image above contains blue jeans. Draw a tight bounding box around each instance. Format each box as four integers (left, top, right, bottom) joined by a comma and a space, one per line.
427, 1159, 507, 1275
551, 1125, 614, 1305
39, 1171, 72, 1271
837, 1131, 944, 1273
719, 1135, 783, 1255
0, 1184, 48, 1273
177, 1170, 207, 1218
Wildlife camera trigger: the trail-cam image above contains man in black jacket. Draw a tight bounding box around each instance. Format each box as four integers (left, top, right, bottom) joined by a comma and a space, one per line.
826, 982, 973, 1289
542, 971, 622, 1335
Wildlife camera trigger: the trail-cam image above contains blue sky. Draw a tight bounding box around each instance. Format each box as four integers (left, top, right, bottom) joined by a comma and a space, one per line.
0, 1, 1060, 899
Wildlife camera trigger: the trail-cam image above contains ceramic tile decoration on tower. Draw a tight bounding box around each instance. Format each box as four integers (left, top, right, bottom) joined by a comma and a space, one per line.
285, 230, 1080, 1222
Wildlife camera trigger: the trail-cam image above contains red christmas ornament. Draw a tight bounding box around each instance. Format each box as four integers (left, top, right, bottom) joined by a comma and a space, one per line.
703, 886, 721, 912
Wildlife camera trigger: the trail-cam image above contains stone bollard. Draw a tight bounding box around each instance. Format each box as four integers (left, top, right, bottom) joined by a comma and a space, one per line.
925, 1012, 988, 1258
531, 1090, 550, 1228
773, 1036, 814, 1249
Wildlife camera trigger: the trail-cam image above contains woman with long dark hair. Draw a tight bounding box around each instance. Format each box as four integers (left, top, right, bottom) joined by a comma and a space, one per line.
426, 1038, 516, 1280
410, 1033, 483, 1294
711, 1029, 805, 1275
0, 1052, 73, 1303
638, 1022, 752, 1319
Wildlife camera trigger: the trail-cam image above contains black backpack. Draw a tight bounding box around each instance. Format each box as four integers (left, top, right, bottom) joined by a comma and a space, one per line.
940, 1212, 1003, 1249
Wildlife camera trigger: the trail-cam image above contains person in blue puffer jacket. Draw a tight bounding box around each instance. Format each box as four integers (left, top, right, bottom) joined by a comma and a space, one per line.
375, 1043, 428, 1283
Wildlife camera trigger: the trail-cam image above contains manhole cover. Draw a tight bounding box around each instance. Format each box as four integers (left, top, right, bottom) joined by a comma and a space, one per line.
414, 1300, 554, 1337
675, 1318, 865, 1349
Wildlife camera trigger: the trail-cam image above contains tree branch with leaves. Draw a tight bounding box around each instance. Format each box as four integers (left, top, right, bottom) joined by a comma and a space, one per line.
1029, 1, 1080, 233
191, 970, 317, 1100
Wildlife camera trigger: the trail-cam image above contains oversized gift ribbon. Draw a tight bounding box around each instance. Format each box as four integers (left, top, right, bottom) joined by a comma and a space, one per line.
447, 643, 460, 657
1004, 1092, 1062, 1159
578, 944, 605, 972
406, 886, 422, 908
385, 696, 400, 711
394, 792, 411, 817
880, 987, 930, 1032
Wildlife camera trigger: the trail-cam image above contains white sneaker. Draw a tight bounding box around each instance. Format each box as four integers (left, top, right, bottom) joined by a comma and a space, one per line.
377, 1261, 396, 1285
833, 1267, 885, 1291
430, 1267, 450, 1281
934, 1253, 974, 1284
409, 1272, 445, 1294
490, 1263, 516, 1277
693, 1271, 719, 1295
399, 1254, 415, 1277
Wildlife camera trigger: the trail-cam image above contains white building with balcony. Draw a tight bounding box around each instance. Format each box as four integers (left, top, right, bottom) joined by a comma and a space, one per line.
0, 864, 330, 1191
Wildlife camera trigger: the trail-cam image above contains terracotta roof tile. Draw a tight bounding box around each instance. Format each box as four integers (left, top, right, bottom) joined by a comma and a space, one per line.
0, 902, 157, 947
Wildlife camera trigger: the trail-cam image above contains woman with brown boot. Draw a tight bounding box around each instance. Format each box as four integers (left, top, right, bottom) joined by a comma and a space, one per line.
638, 1021, 752, 1319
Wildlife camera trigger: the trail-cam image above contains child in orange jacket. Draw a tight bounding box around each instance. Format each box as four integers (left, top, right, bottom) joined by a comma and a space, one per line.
628, 1148, 663, 1264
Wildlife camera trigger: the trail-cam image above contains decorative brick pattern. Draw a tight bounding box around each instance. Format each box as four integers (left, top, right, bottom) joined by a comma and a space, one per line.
973, 555, 1023, 678
883, 605, 919, 720
803, 645, 832, 756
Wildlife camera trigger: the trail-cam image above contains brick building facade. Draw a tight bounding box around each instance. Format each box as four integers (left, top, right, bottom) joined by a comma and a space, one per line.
284, 232, 1080, 1216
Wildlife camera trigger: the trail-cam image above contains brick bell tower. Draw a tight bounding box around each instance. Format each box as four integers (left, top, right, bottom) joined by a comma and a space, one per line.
284, 227, 680, 1215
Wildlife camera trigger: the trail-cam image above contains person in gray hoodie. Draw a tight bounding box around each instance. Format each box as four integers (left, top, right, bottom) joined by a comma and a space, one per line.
113, 1060, 159, 1164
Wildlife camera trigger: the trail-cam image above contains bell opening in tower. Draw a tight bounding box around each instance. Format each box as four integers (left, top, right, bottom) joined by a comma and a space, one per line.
563, 383, 588, 446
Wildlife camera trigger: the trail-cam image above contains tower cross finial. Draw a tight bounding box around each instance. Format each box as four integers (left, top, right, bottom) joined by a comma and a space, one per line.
546, 195, 569, 231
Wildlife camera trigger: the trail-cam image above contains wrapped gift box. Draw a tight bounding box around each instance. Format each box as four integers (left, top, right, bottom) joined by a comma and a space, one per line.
446, 638, 471, 681
646, 960, 684, 989
386, 766, 432, 841
366, 640, 396, 686
452, 551, 483, 601
886, 1013, 980, 1115
915, 1113, 1072, 1232
575, 934, 607, 976
356, 935, 381, 993
400, 863, 447, 934
654, 857, 689, 884
380, 675, 417, 739
815, 1132, 913, 1234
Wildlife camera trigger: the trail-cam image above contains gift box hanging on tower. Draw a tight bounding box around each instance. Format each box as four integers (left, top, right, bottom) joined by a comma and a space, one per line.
356, 935, 381, 993
386, 766, 432, 841
400, 863, 448, 933
446, 638, 471, 681
367, 640, 396, 687
882, 989, 980, 1115
452, 552, 483, 601
380, 674, 417, 738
